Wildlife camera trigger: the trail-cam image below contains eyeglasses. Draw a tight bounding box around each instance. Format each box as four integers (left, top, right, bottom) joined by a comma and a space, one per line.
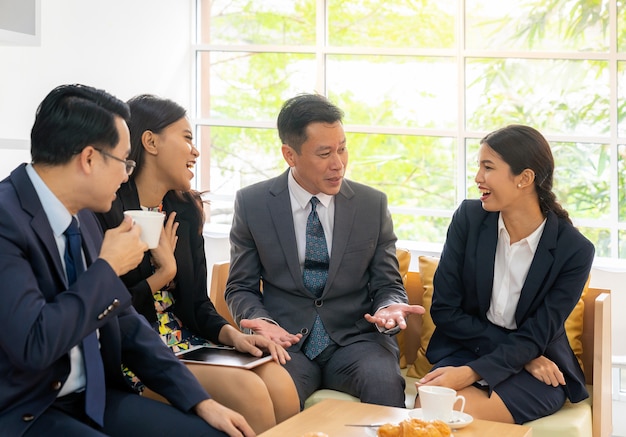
94, 148, 136, 176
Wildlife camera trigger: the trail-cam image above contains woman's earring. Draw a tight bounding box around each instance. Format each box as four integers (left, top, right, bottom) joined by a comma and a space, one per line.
517, 184, 521, 188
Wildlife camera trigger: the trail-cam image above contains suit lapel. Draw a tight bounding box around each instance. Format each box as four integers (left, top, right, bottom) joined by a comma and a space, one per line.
268, 171, 303, 290
515, 212, 557, 322
476, 213, 498, 313
326, 180, 356, 293
11, 164, 66, 287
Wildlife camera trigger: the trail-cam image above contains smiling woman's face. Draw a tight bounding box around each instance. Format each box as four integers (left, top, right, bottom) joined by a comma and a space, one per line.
153, 117, 199, 192
474, 142, 519, 212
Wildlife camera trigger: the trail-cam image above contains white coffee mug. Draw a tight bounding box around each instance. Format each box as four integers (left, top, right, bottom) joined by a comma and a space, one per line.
124, 210, 165, 249
418, 385, 466, 422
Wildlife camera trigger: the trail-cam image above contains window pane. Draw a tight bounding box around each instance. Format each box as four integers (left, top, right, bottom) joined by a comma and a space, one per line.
617, 62, 626, 137
466, 138, 481, 198
393, 214, 451, 244
618, 145, 626, 222
619, 229, 626, 259
466, 58, 609, 136
327, 0, 456, 48
466, 0, 609, 51
619, 1, 626, 52
199, 0, 315, 45
198, 51, 317, 120
206, 126, 283, 197
553, 142, 610, 220
347, 133, 457, 210
327, 55, 457, 129
582, 227, 610, 258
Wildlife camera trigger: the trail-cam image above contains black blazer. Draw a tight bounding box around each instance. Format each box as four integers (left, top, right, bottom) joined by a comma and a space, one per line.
0, 165, 210, 436
426, 199, 594, 403
96, 180, 228, 344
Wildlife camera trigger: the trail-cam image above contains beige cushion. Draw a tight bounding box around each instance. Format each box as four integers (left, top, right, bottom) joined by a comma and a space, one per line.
564, 275, 590, 371
523, 386, 593, 437
303, 389, 359, 409
406, 256, 437, 378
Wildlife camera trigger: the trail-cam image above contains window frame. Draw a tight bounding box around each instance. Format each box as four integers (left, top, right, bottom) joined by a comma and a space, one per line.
192, 0, 626, 262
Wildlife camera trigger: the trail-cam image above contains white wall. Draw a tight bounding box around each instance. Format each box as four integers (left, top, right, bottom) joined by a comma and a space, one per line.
0, 0, 192, 149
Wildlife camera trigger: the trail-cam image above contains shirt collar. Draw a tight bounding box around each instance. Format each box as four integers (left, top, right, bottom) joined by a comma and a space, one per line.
497, 213, 547, 253
287, 168, 333, 210
25, 163, 74, 237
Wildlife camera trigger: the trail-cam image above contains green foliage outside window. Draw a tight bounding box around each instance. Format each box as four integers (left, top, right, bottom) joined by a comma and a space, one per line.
197, 0, 626, 258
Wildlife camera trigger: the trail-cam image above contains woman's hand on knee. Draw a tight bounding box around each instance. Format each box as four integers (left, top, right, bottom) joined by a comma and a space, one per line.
524, 355, 565, 386
194, 398, 256, 437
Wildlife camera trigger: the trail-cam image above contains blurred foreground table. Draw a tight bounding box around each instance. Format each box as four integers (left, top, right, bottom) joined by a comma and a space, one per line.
259, 399, 532, 437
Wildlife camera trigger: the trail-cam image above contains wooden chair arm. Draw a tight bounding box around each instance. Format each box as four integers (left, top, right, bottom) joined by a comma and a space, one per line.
592, 292, 612, 437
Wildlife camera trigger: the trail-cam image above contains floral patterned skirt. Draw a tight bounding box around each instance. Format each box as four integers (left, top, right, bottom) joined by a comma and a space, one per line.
124, 289, 207, 392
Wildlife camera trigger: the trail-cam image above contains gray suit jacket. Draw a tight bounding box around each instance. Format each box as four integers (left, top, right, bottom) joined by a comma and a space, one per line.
225, 170, 407, 354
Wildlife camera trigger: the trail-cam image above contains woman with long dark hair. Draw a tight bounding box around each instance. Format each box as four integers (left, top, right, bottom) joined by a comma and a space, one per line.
97, 94, 299, 434
416, 125, 594, 424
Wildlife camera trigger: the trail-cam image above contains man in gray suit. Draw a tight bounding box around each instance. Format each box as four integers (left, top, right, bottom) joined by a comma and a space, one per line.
225, 93, 424, 408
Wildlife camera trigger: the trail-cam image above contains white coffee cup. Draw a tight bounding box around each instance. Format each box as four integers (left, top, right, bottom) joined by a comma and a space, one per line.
418, 385, 466, 422
124, 210, 165, 249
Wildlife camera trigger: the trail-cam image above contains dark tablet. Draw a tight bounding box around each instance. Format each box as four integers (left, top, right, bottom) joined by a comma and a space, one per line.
176, 346, 272, 369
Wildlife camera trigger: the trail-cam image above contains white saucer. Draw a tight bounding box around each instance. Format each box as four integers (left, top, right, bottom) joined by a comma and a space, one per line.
408, 408, 474, 429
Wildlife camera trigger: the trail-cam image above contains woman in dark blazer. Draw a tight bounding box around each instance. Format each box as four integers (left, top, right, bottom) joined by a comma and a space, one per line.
417, 125, 594, 424
97, 94, 299, 434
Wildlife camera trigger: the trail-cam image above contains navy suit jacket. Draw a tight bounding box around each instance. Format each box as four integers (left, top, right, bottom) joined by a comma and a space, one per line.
96, 181, 229, 343
0, 164, 209, 436
225, 170, 407, 354
426, 199, 594, 402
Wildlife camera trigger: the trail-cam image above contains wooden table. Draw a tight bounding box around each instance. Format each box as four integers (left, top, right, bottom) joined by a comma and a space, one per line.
259, 399, 532, 437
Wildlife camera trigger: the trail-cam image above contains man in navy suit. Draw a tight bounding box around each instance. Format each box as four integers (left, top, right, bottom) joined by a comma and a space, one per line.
225, 94, 424, 408
0, 84, 253, 436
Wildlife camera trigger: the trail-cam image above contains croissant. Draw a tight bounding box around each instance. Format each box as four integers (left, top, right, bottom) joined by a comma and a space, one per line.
376, 418, 451, 437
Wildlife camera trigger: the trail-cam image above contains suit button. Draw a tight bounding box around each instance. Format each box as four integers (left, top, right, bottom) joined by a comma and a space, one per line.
22, 414, 35, 422
315, 299, 323, 307
474, 347, 480, 354
50, 381, 62, 390
107, 304, 114, 311
300, 328, 309, 335
97, 313, 105, 320
112, 299, 120, 307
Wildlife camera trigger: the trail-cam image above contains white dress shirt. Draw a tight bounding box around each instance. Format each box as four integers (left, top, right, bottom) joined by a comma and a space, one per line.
287, 169, 334, 270
487, 213, 546, 330
25, 164, 87, 397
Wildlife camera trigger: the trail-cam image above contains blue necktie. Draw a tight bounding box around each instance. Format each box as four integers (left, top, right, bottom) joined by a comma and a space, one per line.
64, 217, 106, 426
302, 197, 332, 359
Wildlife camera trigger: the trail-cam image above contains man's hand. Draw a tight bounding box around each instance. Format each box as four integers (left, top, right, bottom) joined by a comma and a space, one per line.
231, 333, 292, 365
239, 318, 302, 349
218, 324, 292, 364
364, 303, 425, 331
194, 398, 255, 437
524, 355, 565, 386
99, 216, 148, 276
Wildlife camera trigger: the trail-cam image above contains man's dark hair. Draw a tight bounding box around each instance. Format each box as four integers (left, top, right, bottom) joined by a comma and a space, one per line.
31, 84, 130, 165
277, 93, 344, 153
